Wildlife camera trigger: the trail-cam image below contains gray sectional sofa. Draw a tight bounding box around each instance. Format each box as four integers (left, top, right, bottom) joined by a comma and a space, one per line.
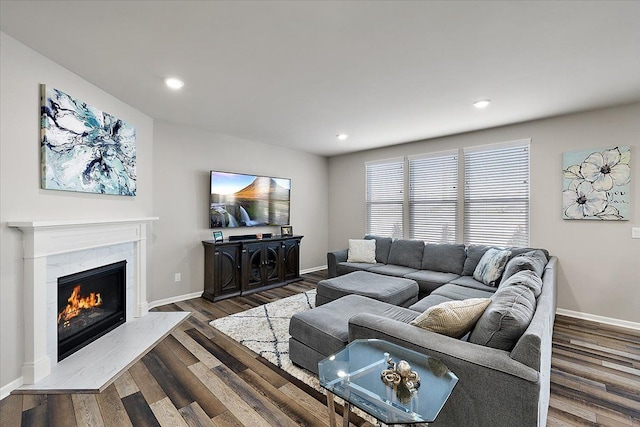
291, 235, 558, 426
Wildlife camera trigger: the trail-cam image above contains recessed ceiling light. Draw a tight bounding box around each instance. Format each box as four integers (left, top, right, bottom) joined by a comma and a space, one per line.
164, 77, 184, 90
473, 99, 491, 109
336, 134, 349, 141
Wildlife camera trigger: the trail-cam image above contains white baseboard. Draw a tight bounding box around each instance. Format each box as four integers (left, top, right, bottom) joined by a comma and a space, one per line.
148, 291, 202, 310
301, 265, 327, 275
556, 308, 640, 332
1, 377, 24, 401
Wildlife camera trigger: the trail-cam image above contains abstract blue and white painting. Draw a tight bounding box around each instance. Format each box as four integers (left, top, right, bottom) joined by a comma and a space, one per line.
562, 146, 630, 220
40, 85, 137, 196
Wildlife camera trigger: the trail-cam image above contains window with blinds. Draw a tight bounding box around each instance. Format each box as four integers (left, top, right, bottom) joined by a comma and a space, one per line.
463, 140, 530, 247
365, 158, 404, 238
409, 151, 458, 243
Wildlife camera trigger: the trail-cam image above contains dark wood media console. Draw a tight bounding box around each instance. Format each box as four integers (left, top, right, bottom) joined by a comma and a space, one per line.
202, 235, 303, 302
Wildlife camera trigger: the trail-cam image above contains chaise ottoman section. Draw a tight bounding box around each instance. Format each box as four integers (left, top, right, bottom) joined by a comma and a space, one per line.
315, 271, 419, 307
289, 294, 420, 374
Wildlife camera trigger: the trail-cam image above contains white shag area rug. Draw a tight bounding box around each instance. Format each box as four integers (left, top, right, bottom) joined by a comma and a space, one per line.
210, 290, 321, 390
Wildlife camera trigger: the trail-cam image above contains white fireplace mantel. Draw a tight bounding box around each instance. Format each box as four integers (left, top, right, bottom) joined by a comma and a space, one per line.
8, 217, 158, 384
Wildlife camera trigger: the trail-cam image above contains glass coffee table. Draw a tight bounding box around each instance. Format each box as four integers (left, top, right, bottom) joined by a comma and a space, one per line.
318, 339, 458, 426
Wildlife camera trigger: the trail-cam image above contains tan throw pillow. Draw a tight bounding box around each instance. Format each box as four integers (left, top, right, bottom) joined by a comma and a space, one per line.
410, 298, 491, 338
347, 239, 377, 263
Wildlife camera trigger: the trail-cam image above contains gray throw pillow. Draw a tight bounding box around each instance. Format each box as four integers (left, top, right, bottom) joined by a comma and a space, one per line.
469, 283, 536, 351
499, 270, 543, 298
422, 243, 466, 274
473, 248, 512, 287
387, 239, 425, 270
500, 250, 548, 284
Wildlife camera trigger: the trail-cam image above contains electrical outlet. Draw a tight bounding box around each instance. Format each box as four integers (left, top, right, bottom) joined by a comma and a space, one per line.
174, 273, 181, 282
632, 228, 640, 239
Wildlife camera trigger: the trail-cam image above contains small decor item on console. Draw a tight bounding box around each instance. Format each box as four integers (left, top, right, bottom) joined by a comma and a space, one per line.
281, 225, 293, 236
381, 352, 421, 403
213, 231, 223, 242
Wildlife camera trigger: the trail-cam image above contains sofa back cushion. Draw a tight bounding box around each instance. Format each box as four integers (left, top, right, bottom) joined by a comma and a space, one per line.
469, 280, 537, 351
500, 250, 548, 284
499, 269, 543, 298
365, 235, 393, 264
421, 243, 466, 274
462, 245, 493, 276
387, 239, 425, 269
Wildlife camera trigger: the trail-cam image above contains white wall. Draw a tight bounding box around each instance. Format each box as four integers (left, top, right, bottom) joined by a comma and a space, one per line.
150, 122, 328, 303
0, 33, 154, 392
328, 103, 640, 323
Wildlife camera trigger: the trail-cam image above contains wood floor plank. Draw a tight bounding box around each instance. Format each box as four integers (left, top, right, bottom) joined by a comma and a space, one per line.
0, 394, 23, 427
20, 402, 48, 427
120, 391, 161, 427
170, 327, 222, 369
128, 359, 167, 406
152, 340, 226, 418
95, 383, 133, 427
72, 394, 106, 427
162, 333, 200, 366
184, 328, 248, 374
142, 349, 195, 411
21, 394, 45, 411
149, 396, 190, 427
212, 364, 299, 427
178, 402, 216, 427
210, 411, 244, 427
113, 371, 140, 398
47, 394, 78, 427
189, 361, 271, 427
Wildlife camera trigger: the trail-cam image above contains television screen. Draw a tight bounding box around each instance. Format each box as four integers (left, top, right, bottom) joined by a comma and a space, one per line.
210, 171, 291, 228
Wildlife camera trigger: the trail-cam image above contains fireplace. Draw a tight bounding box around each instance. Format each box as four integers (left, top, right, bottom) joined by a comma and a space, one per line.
57, 260, 127, 361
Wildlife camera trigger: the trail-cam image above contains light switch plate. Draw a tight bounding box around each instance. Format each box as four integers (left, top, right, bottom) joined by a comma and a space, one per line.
633, 228, 640, 239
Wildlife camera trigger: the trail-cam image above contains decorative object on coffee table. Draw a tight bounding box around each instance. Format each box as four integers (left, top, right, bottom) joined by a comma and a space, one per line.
380, 353, 421, 404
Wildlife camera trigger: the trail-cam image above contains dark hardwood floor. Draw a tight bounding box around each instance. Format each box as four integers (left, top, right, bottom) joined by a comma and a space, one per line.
1, 270, 638, 426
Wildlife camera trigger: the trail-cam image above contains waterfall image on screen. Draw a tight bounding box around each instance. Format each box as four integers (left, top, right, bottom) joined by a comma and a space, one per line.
210, 171, 291, 228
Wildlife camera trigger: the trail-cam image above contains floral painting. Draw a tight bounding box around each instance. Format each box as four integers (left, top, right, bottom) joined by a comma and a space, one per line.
562, 146, 630, 220
40, 85, 136, 196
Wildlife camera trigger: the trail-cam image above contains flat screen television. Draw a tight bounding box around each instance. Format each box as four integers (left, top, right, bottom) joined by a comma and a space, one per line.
209, 171, 291, 228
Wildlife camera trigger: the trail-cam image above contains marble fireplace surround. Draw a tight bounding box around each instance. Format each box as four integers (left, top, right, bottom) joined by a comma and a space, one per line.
7, 217, 166, 387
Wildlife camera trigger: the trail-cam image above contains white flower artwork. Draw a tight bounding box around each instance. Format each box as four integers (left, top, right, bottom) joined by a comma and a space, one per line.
562, 146, 631, 220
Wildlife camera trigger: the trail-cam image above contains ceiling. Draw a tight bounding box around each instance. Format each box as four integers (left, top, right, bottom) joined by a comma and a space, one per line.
1, 1, 639, 157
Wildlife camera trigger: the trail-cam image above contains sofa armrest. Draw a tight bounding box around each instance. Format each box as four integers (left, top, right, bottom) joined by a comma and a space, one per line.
327, 249, 348, 278
348, 313, 538, 382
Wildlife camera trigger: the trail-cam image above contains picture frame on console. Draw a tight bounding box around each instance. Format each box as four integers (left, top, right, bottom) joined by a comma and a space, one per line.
213, 231, 223, 242
281, 225, 293, 236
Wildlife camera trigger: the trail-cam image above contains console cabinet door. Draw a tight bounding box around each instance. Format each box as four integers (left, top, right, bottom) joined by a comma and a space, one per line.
243, 241, 282, 292
203, 243, 241, 301
282, 238, 300, 281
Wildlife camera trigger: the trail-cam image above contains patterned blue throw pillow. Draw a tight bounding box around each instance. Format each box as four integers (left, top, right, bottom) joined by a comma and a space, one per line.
473, 248, 512, 286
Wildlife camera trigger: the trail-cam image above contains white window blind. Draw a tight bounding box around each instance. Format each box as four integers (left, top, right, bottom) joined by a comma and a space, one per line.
409, 151, 458, 243
464, 141, 530, 247
366, 158, 404, 238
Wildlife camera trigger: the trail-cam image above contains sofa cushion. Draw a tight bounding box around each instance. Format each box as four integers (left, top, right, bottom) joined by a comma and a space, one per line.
469, 283, 537, 351
365, 235, 393, 264
410, 298, 491, 338
508, 247, 550, 259
337, 262, 377, 276
408, 294, 454, 312
462, 245, 493, 276
347, 239, 377, 263
387, 239, 425, 269
316, 271, 418, 307
432, 284, 495, 301
499, 270, 543, 298
473, 248, 512, 286
403, 270, 461, 295
448, 275, 498, 293
368, 264, 419, 277
421, 243, 466, 274
500, 250, 548, 284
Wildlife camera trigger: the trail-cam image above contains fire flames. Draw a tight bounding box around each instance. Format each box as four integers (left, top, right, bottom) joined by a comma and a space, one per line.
57, 285, 102, 324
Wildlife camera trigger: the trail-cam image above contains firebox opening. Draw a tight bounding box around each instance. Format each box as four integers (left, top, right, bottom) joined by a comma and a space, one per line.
57, 260, 126, 361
